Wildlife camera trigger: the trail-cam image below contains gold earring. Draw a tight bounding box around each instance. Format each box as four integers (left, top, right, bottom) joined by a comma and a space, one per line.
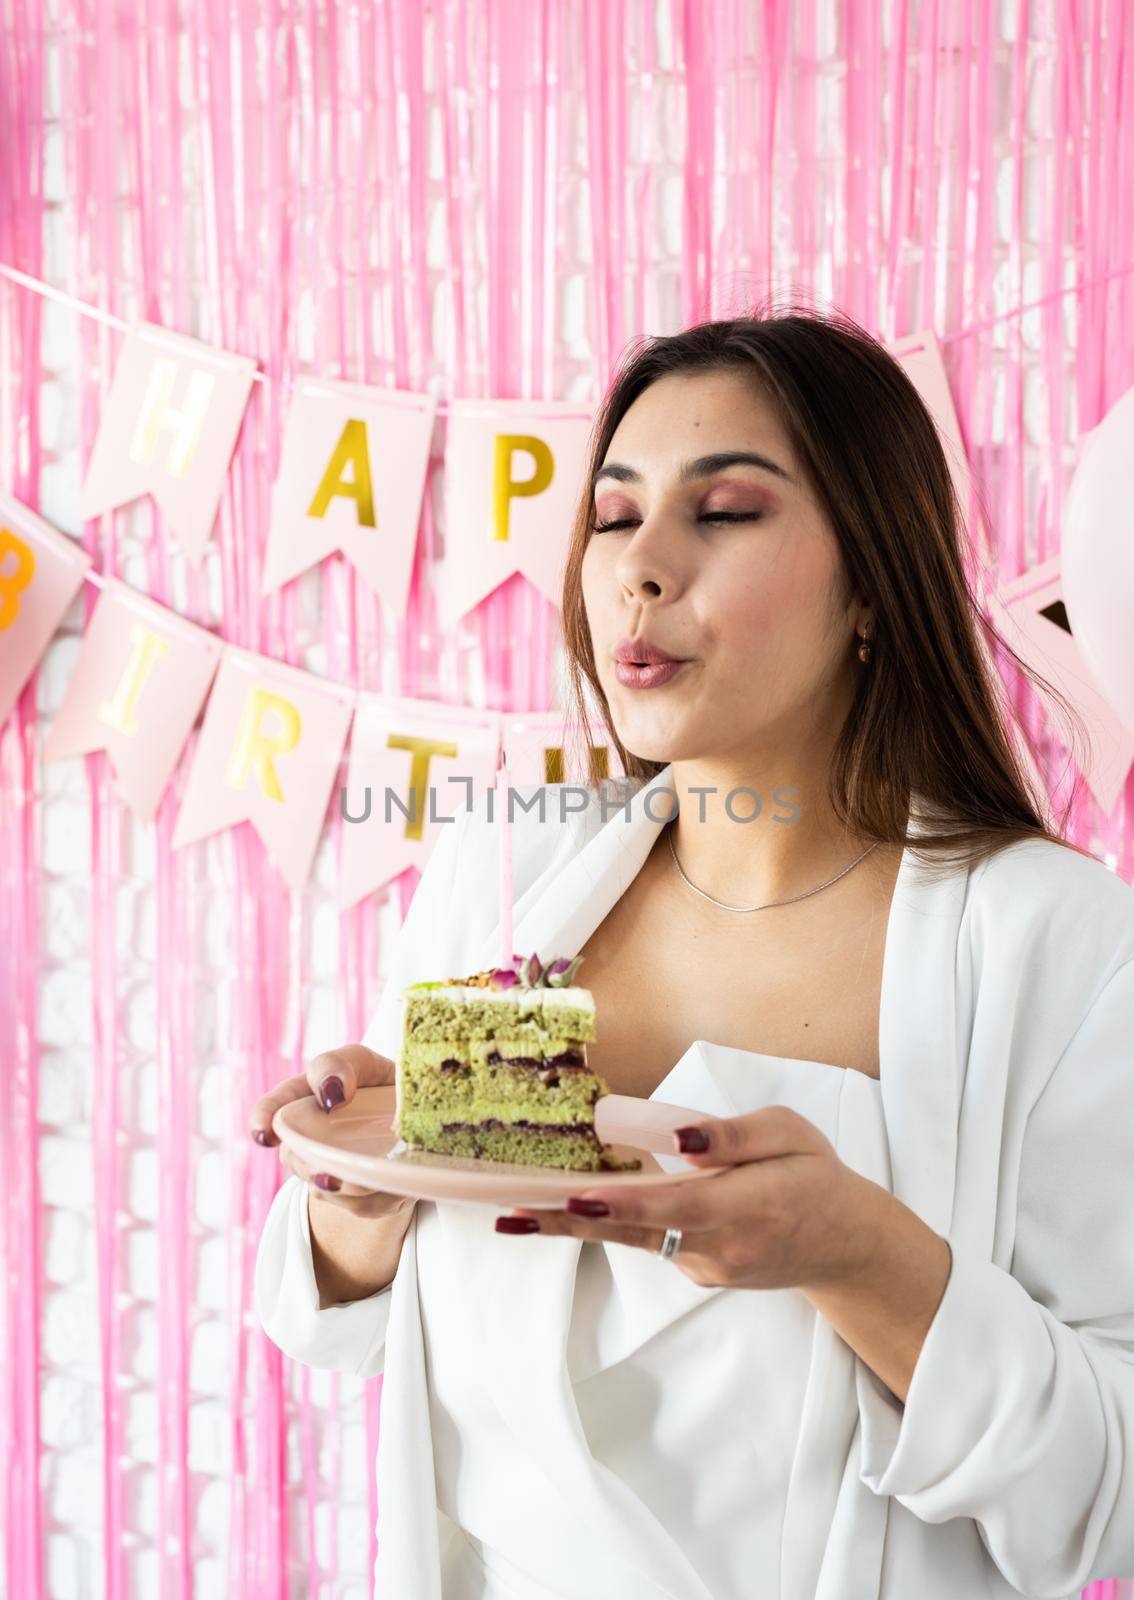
856, 620, 874, 663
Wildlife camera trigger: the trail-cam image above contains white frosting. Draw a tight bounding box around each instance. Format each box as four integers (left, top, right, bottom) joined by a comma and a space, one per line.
406, 984, 593, 1010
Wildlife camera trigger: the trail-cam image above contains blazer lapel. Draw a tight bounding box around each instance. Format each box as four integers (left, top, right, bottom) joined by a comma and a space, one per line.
465, 760, 695, 1413
875, 801, 968, 1239
565, 1040, 743, 1382
473, 764, 676, 969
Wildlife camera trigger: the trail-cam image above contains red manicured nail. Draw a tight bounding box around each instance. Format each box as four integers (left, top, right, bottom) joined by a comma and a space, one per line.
565, 1197, 610, 1217
318, 1076, 345, 1111
495, 1216, 540, 1233
313, 1172, 341, 1191
251, 1129, 273, 1146
674, 1126, 709, 1153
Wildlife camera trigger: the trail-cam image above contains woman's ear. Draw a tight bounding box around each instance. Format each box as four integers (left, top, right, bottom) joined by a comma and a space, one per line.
842, 590, 873, 633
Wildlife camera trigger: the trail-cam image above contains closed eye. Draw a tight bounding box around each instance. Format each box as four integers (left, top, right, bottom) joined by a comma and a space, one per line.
589, 511, 764, 534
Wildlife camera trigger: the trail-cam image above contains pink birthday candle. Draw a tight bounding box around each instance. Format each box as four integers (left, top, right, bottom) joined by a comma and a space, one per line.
496, 763, 513, 969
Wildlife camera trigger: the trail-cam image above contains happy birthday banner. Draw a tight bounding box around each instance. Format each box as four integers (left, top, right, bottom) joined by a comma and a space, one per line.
3, 311, 1133, 899
0, 490, 627, 899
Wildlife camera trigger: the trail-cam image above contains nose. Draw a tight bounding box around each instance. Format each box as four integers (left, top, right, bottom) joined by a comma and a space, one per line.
613, 517, 681, 603
622, 572, 662, 600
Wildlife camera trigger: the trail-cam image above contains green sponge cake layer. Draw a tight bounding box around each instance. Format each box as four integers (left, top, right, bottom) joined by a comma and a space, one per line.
394, 967, 642, 1173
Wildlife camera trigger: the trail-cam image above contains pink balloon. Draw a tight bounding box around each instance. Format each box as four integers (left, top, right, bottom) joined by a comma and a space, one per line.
1061, 383, 1134, 737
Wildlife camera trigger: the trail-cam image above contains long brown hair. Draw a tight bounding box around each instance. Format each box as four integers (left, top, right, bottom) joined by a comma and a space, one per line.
560, 299, 1098, 879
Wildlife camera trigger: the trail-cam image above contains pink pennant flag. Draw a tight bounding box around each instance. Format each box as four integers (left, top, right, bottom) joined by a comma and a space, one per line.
338, 695, 500, 908
501, 712, 625, 793
986, 558, 1134, 817
0, 492, 91, 724
261, 377, 438, 610
42, 578, 222, 821
439, 399, 595, 630
889, 329, 992, 569
172, 647, 354, 890
79, 321, 257, 563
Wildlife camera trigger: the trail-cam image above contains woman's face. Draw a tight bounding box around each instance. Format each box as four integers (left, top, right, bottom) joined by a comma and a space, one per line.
580, 368, 864, 767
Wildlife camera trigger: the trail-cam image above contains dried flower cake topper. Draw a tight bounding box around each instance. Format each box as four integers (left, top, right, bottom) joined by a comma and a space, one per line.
407, 953, 584, 992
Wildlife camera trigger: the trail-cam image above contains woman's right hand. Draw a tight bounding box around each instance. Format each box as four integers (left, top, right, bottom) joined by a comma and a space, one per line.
248, 1043, 416, 1222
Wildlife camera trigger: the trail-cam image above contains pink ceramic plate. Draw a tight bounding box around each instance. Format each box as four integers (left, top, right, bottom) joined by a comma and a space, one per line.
273, 1085, 728, 1208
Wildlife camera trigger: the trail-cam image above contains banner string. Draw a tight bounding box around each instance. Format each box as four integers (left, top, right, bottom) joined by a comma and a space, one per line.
0, 261, 594, 417
4, 257, 1134, 402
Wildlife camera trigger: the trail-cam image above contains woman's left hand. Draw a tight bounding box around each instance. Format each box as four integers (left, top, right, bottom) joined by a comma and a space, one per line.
496, 1104, 885, 1293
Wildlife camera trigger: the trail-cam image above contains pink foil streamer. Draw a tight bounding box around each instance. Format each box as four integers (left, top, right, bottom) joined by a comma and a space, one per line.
0, 4, 45, 1597
79, 8, 131, 1600
120, 6, 199, 1589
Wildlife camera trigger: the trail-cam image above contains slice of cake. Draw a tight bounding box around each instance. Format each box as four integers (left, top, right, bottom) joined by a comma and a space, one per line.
392, 952, 641, 1172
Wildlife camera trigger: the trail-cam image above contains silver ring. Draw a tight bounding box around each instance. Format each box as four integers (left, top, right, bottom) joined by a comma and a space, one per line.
657, 1225, 683, 1261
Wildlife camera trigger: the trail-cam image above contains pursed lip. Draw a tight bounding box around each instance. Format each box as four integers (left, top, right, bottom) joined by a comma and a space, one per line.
612, 636, 688, 666
613, 657, 687, 688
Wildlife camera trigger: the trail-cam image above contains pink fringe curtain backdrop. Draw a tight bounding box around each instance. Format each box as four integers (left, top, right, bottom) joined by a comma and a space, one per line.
1, 1, 1132, 1596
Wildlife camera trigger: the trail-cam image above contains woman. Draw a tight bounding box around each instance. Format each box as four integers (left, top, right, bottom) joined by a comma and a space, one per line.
251, 309, 1134, 1599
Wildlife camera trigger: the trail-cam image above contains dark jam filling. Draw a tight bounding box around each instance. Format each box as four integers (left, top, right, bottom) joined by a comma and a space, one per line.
441, 1118, 599, 1142
486, 1048, 586, 1070
437, 1048, 587, 1087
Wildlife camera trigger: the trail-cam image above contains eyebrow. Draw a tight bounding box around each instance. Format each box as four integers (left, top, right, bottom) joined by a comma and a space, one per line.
591, 450, 795, 490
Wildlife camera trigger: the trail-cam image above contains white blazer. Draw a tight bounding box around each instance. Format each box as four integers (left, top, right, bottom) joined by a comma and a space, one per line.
255, 764, 1134, 1599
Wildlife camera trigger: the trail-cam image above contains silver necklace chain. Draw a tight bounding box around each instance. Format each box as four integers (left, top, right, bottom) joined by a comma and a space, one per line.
666, 822, 879, 913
